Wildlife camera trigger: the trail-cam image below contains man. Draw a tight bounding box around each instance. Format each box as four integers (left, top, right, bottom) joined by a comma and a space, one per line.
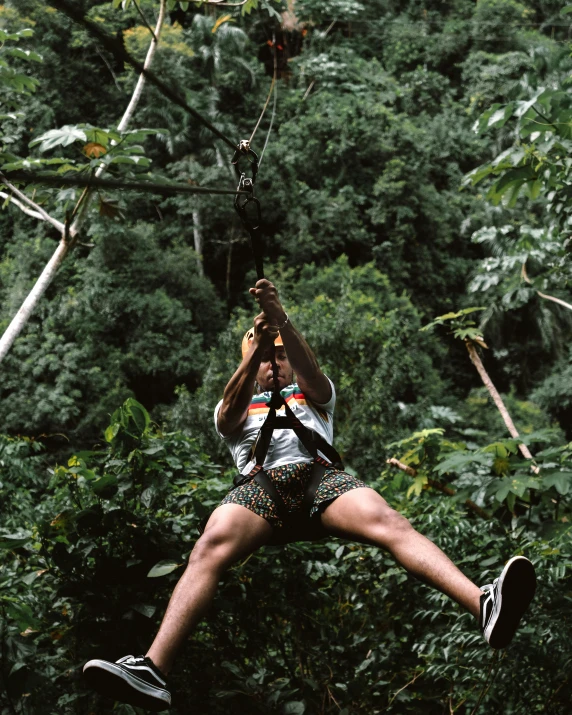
84, 279, 536, 712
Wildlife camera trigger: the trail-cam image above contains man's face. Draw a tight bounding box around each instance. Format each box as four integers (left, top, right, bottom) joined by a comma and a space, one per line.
256, 346, 293, 391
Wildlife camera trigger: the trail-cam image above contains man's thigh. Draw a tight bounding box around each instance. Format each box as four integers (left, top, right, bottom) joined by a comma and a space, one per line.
319, 487, 402, 545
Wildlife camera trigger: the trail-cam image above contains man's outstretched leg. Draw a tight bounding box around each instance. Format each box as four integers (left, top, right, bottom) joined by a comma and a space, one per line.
83, 504, 273, 711
320, 487, 535, 648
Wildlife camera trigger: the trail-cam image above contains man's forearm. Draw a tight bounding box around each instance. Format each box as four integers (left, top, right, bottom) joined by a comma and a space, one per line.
279, 319, 331, 403
279, 320, 320, 380
218, 344, 263, 435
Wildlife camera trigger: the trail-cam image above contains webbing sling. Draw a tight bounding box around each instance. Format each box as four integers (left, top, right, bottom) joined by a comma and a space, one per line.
232, 390, 343, 525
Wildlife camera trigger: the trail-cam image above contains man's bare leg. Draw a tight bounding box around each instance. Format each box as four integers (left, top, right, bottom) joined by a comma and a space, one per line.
320, 488, 482, 618
146, 504, 273, 674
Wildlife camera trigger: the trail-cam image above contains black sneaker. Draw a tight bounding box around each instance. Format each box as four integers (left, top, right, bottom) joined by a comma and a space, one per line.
479, 555, 536, 649
83, 654, 171, 711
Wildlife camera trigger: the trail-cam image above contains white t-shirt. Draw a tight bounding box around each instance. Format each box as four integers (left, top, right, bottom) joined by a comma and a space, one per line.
214, 378, 336, 475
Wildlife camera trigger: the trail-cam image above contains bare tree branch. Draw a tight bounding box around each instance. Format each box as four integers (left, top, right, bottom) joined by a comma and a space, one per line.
7, 171, 245, 196
0, 175, 65, 232
537, 291, 572, 312
465, 340, 539, 473
0, 191, 47, 222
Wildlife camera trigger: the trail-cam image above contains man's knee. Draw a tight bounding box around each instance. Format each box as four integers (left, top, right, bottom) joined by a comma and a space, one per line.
369, 503, 414, 545
189, 527, 241, 570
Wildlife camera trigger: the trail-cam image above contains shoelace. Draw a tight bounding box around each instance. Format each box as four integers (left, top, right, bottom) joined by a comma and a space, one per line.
117, 655, 146, 665
480, 579, 498, 594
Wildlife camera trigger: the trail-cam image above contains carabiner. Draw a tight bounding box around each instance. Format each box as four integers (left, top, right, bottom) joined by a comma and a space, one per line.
235, 174, 261, 231
232, 140, 259, 184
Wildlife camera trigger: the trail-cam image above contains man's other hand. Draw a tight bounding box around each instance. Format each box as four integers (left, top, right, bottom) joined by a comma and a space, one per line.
249, 279, 287, 326
252, 312, 279, 350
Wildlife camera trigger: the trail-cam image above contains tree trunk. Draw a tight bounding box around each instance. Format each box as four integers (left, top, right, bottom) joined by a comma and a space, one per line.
465, 340, 539, 472
192, 210, 204, 275
0, 239, 71, 362
0, 0, 166, 364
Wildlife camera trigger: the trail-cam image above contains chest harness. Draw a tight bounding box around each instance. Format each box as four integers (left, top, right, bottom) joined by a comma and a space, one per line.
231, 386, 344, 527
230, 143, 344, 530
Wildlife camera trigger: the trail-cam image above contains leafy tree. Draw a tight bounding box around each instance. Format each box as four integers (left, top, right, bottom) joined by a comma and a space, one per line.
0, 220, 225, 441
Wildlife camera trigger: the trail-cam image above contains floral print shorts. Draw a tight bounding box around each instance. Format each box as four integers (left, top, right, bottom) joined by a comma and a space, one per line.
219, 461, 368, 528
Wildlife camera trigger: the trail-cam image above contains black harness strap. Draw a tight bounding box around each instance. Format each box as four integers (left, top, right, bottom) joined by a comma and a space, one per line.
232, 390, 343, 527
301, 457, 329, 517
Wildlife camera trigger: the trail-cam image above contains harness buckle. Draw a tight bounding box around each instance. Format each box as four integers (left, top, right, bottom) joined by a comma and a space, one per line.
233, 463, 263, 488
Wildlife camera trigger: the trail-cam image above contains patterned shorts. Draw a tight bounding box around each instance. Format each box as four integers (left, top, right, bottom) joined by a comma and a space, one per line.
219, 461, 368, 529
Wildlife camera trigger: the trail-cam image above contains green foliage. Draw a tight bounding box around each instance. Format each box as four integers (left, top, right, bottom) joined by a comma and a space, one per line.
466, 87, 572, 218
421, 307, 487, 345
0, 27, 40, 100
2, 401, 572, 713
2, 1, 572, 712
532, 346, 572, 439
0, 221, 225, 439
388, 423, 572, 523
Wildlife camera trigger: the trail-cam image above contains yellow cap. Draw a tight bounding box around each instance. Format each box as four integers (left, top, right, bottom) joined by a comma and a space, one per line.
241, 328, 283, 358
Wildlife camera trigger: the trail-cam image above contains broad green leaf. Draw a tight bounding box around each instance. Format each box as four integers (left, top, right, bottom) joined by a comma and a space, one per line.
30, 125, 88, 152
7, 48, 42, 62
124, 398, 150, 435
480, 555, 500, 567
109, 155, 150, 166
104, 422, 120, 443
543, 471, 572, 496
407, 474, 428, 497
283, 703, 306, 715
487, 103, 514, 129
495, 480, 511, 502
464, 163, 494, 186
0, 532, 32, 549
147, 560, 182, 578
435, 452, 489, 476
90, 474, 118, 498
131, 603, 157, 618
21, 569, 47, 585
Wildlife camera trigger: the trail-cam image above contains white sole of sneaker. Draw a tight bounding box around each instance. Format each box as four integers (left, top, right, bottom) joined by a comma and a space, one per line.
83, 659, 171, 712
484, 555, 536, 649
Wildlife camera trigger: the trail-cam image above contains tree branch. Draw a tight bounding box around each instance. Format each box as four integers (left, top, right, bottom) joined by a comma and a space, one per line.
465, 340, 539, 473
537, 291, 572, 312
6, 171, 246, 196
0, 174, 65, 232
0, 191, 45, 222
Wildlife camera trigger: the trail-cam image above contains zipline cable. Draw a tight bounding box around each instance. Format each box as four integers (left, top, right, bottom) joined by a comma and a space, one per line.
47, 0, 237, 151
259, 36, 278, 167
248, 57, 278, 146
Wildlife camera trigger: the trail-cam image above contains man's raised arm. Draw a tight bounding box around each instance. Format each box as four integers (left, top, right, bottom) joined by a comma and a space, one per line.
217, 313, 277, 437
249, 279, 332, 405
